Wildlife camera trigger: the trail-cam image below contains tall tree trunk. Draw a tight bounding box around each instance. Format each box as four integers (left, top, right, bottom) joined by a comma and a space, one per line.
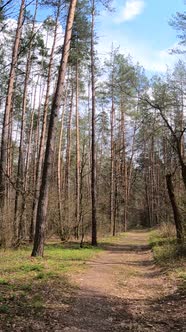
30, 4, 61, 241
0, 0, 25, 246
120, 103, 127, 232
57, 85, 67, 239
25, 75, 40, 190
166, 173, 184, 244
31, 0, 77, 256
64, 86, 73, 234
110, 60, 116, 236
14, 0, 38, 245
91, 0, 97, 246
150, 135, 155, 227
75, 61, 80, 238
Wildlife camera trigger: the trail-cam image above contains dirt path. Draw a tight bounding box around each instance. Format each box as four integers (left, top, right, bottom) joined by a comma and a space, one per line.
2, 231, 184, 331
61, 231, 185, 332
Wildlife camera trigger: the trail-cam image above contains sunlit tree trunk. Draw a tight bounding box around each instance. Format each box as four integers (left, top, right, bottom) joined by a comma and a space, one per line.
31, 0, 77, 256
30, 3, 61, 241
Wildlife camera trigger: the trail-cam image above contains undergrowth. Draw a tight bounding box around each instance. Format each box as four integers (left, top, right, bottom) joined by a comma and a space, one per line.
149, 224, 186, 290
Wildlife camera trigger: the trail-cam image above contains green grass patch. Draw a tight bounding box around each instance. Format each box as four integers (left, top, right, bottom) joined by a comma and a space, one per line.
101, 232, 126, 245
175, 270, 186, 290
0, 304, 9, 314
149, 229, 185, 265
0, 278, 9, 285
149, 229, 186, 290
20, 263, 44, 272
0, 240, 103, 316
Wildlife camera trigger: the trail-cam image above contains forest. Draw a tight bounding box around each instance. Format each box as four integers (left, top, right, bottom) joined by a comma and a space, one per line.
0, 0, 185, 331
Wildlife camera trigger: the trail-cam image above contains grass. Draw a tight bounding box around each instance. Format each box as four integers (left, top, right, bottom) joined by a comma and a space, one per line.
0, 232, 126, 329
0, 239, 103, 322
149, 229, 185, 264
0, 278, 9, 285
100, 232, 126, 247
149, 227, 186, 290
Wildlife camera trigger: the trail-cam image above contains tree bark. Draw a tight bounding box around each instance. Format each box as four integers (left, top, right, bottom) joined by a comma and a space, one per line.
57, 86, 67, 240
166, 173, 184, 244
14, 0, 38, 245
75, 61, 80, 238
110, 56, 116, 236
64, 86, 73, 234
91, 0, 97, 246
31, 0, 77, 256
30, 3, 61, 241
0, 0, 25, 246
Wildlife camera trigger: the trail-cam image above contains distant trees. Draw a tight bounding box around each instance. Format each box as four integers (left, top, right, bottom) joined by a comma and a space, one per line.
0, 0, 25, 246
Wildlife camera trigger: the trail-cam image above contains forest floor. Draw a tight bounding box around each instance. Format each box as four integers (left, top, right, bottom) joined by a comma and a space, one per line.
0, 230, 185, 331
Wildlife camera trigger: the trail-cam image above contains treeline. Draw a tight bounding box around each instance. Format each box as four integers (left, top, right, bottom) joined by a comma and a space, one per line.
0, 0, 185, 255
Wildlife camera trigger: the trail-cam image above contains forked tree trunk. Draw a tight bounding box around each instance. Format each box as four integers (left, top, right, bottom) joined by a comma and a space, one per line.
31, 0, 77, 256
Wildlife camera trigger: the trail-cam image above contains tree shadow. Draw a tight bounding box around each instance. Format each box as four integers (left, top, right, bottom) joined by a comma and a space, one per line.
0, 255, 185, 331
100, 243, 150, 252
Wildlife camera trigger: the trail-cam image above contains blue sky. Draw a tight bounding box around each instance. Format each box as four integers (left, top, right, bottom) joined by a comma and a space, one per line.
24, 0, 185, 74
96, 0, 185, 74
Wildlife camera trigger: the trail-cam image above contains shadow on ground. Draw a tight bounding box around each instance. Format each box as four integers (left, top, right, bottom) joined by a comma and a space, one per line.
1, 283, 184, 332
0, 231, 185, 332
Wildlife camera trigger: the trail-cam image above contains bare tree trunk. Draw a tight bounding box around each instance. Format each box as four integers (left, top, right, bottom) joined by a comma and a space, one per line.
57, 86, 67, 239
30, 4, 61, 241
91, 0, 97, 246
64, 86, 73, 234
14, 0, 38, 245
7, 105, 13, 209
143, 132, 152, 227
75, 61, 80, 238
150, 135, 155, 226
25, 76, 40, 189
31, 0, 77, 256
110, 63, 116, 236
166, 173, 184, 244
0, 0, 25, 246
120, 103, 127, 232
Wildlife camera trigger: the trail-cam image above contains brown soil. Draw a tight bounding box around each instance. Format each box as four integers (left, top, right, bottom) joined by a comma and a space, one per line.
62, 231, 186, 332
1, 231, 185, 331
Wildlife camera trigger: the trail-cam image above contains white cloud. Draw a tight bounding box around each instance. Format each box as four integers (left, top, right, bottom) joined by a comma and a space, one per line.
116, 0, 145, 23
96, 33, 182, 74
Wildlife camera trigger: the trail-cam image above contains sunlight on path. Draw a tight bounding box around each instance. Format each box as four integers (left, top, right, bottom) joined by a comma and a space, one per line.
63, 231, 185, 332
